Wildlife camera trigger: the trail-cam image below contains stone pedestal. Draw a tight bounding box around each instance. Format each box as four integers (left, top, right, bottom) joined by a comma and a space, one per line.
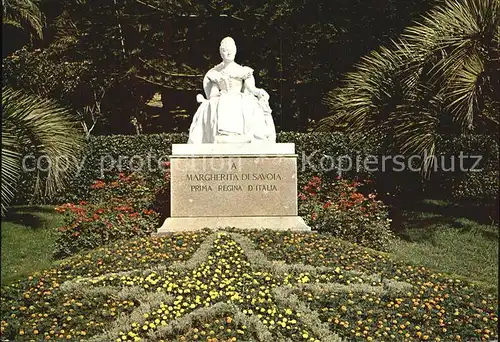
157, 143, 310, 233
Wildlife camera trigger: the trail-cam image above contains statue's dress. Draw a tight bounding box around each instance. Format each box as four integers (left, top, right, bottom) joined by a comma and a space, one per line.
187, 63, 276, 143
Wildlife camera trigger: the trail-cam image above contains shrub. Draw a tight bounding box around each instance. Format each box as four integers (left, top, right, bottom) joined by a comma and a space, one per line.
53, 172, 164, 258
13, 132, 498, 213
152, 161, 172, 223
298, 175, 394, 250
14, 132, 378, 205
14, 133, 187, 205
432, 134, 499, 202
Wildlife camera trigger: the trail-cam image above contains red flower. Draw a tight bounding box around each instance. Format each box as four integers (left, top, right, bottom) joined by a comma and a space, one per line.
142, 209, 155, 215
91, 180, 105, 189
115, 205, 133, 212
79, 200, 88, 205
323, 201, 332, 209
308, 176, 322, 188
311, 212, 318, 221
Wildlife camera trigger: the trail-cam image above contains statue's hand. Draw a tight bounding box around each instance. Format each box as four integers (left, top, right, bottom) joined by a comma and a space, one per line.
196, 94, 206, 103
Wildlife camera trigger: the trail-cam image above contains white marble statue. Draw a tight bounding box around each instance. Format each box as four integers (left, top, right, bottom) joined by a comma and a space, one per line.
187, 37, 276, 144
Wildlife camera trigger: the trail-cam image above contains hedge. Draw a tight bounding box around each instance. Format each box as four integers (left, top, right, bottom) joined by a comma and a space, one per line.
13, 132, 498, 207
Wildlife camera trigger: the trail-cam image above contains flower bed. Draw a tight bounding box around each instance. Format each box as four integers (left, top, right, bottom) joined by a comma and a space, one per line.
298, 176, 394, 250
53, 172, 165, 258
1, 230, 497, 341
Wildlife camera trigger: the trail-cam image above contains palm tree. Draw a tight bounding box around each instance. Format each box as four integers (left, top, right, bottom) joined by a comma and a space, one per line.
1, 86, 85, 216
2, 0, 45, 39
318, 0, 499, 176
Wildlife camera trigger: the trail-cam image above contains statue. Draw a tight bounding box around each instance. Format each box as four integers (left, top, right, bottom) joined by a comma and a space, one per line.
187, 37, 276, 144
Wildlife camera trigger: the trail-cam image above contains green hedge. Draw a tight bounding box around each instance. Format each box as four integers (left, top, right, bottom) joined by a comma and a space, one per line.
431, 134, 499, 202
14, 132, 498, 206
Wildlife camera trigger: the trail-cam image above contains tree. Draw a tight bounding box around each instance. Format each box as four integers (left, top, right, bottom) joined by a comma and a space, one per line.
318, 0, 500, 176
135, 0, 437, 131
1, 86, 85, 216
2, 0, 437, 134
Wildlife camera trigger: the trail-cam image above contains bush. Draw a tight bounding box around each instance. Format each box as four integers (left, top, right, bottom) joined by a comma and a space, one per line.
14, 132, 497, 210
432, 134, 499, 202
14, 132, 378, 205
13, 133, 186, 205
53, 172, 163, 258
298, 175, 394, 250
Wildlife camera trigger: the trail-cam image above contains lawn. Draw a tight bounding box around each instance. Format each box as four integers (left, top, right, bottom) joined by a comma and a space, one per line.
389, 199, 498, 290
1, 205, 64, 285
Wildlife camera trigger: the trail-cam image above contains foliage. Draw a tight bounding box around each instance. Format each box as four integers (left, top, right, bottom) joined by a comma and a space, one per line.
428, 134, 499, 203
53, 172, 161, 258
13, 132, 377, 205
1, 86, 84, 216
2, 0, 437, 133
12, 132, 498, 209
298, 176, 394, 250
152, 161, 171, 222
138, 0, 437, 130
2, 0, 148, 135
2, 47, 103, 109
2, 0, 45, 40
0, 230, 497, 340
319, 0, 500, 175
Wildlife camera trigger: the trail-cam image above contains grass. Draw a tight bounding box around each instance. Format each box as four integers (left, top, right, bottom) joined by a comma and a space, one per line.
1, 205, 64, 285
389, 199, 498, 290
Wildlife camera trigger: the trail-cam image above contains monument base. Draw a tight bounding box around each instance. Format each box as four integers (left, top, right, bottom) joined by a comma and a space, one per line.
156, 216, 310, 234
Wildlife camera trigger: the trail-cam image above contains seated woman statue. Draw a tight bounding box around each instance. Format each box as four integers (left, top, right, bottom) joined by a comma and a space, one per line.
187, 37, 276, 144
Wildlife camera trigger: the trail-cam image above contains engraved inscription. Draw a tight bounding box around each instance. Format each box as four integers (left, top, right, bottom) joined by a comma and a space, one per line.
190, 185, 213, 192
252, 173, 282, 180
186, 173, 282, 192
248, 185, 278, 191
218, 185, 243, 191
186, 174, 240, 181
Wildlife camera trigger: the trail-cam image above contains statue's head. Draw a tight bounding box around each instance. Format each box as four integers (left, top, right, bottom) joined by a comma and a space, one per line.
219, 37, 236, 62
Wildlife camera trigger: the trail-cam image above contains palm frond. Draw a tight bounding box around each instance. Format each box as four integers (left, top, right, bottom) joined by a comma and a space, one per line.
445, 53, 484, 130
1, 86, 85, 216
319, 0, 498, 179
2, 0, 45, 39
0, 129, 22, 216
